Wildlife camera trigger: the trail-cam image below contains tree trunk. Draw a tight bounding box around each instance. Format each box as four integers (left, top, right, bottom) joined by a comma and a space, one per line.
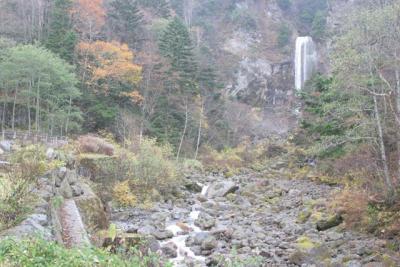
396, 68, 400, 183
373, 94, 394, 196
1, 89, 7, 140
194, 97, 204, 160
176, 98, 188, 161
35, 76, 41, 134
65, 96, 72, 135
12, 83, 18, 138
28, 79, 33, 135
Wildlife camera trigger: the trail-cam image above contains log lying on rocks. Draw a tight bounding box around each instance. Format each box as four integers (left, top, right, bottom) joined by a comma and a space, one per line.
316, 214, 343, 231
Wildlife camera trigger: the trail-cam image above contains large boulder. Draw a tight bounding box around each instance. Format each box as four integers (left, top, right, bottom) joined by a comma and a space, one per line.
201, 235, 218, 251
152, 230, 173, 240
205, 181, 239, 198
316, 214, 343, 231
46, 148, 55, 160
194, 212, 216, 230
0, 140, 12, 152
184, 182, 203, 193
74, 183, 108, 234
59, 178, 73, 199
186, 232, 210, 247
161, 242, 178, 258
0, 214, 52, 241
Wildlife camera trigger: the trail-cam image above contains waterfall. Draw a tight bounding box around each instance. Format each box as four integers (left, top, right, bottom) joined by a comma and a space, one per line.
295, 36, 317, 90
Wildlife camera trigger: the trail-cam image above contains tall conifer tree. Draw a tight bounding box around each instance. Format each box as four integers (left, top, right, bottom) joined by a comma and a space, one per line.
45, 0, 77, 63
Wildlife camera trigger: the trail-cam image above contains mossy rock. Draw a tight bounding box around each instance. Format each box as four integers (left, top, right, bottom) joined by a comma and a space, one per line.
290, 236, 331, 265
316, 214, 343, 231
75, 183, 109, 234
296, 236, 317, 250
226, 193, 236, 202
77, 154, 117, 182
297, 210, 312, 223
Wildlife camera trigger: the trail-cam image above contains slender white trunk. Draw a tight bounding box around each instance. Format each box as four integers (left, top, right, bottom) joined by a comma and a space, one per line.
374, 94, 394, 195
12, 84, 18, 137
1, 89, 7, 140
194, 98, 204, 160
65, 96, 72, 135
396, 68, 400, 182
35, 76, 41, 134
177, 98, 188, 161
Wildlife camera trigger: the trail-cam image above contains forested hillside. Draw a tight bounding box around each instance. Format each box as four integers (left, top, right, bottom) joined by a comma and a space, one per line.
1, 0, 400, 266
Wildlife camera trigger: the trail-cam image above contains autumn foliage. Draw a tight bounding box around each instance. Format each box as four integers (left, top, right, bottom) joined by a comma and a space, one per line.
73, 0, 106, 40
77, 41, 142, 98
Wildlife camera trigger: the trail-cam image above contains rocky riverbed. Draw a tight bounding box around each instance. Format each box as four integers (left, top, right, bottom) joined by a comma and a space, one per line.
111, 171, 400, 266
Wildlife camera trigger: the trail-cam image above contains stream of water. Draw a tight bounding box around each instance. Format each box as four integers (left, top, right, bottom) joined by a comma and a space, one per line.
161, 183, 210, 266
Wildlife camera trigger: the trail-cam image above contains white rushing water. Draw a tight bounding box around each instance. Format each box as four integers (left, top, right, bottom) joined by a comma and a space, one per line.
295, 36, 317, 90
162, 184, 209, 266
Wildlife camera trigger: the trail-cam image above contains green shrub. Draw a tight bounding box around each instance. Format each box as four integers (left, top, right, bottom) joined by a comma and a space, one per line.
0, 145, 49, 230
180, 159, 204, 173
277, 24, 292, 47
311, 10, 327, 40
230, 8, 257, 31
277, 0, 291, 11
113, 138, 179, 207
0, 238, 169, 267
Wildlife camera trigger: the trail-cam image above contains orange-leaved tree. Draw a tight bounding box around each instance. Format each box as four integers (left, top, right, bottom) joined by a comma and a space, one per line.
72, 0, 106, 41
77, 41, 142, 99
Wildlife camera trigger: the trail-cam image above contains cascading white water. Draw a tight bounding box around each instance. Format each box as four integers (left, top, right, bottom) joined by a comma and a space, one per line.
161, 184, 209, 266
295, 36, 317, 90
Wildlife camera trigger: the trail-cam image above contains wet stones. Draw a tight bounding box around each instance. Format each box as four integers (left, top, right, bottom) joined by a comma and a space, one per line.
194, 212, 215, 230
153, 230, 174, 240
205, 181, 239, 198
161, 242, 178, 258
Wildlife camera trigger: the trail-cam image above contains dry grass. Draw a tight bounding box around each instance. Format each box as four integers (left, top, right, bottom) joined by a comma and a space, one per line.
77, 135, 114, 156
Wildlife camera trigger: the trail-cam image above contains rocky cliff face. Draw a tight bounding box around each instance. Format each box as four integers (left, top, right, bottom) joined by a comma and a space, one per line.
189, 0, 295, 108
137, 0, 356, 135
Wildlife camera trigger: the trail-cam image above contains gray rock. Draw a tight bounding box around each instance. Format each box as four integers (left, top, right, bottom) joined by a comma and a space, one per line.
145, 236, 160, 252
46, 148, 55, 160
66, 170, 78, 185
57, 167, 67, 179
161, 242, 177, 258
187, 232, 210, 246
316, 214, 343, 231
27, 214, 48, 226
0, 140, 12, 152
0, 217, 52, 241
137, 225, 156, 235
345, 260, 362, 267
194, 212, 215, 230
201, 235, 218, 251
152, 230, 173, 240
185, 182, 203, 193
59, 178, 73, 198
206, 181, 239, 198
71, 185, 84, 197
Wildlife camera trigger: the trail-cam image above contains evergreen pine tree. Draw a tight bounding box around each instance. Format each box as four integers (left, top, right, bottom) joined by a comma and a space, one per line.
159, 17, 197, 94
109, 0, 143, 46
45, 0, 77, 63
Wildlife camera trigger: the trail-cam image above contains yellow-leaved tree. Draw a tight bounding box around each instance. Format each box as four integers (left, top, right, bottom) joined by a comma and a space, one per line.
77, 41, 142, 101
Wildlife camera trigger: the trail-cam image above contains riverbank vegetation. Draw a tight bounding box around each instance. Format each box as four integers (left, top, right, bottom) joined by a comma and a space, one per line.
297, 1, 400, 238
